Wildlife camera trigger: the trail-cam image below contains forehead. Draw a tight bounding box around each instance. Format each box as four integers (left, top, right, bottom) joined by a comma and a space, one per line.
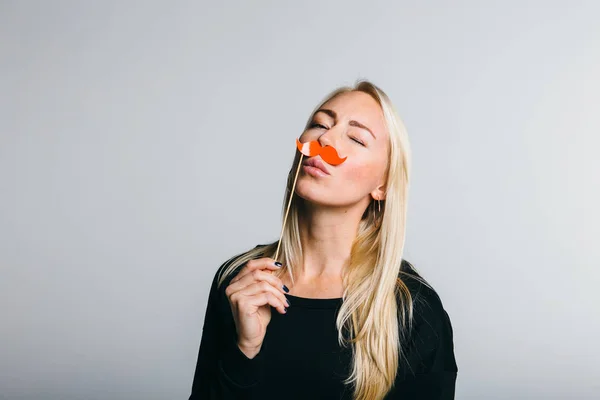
318, 91, 386, 134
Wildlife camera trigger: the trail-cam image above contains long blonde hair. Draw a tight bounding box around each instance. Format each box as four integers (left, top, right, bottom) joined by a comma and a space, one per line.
217, 79, 415, 399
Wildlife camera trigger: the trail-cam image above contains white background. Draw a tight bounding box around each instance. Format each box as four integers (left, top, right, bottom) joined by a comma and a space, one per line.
1, 1, 599, 399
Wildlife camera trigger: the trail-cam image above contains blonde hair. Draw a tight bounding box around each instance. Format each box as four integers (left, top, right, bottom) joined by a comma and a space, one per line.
217, 79, 417, 399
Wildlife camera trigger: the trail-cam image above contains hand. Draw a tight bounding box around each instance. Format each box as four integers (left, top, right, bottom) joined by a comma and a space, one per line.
225, 258, 289, 358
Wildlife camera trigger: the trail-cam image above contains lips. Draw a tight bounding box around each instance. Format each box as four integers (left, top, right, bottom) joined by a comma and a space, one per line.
303, 158, 330, 175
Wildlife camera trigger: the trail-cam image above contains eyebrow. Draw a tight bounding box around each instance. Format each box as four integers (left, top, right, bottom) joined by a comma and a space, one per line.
314, 108, 376, 139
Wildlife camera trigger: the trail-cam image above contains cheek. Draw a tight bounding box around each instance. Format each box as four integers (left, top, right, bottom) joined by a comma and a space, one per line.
299, 131, 318, 142
338, 160, 378, 190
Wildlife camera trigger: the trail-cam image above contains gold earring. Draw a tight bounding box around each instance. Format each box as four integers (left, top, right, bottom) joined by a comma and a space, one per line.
373, 199, 382, 229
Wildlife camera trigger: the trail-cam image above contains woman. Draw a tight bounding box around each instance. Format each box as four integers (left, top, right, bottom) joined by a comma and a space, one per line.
189, 80, 458, 399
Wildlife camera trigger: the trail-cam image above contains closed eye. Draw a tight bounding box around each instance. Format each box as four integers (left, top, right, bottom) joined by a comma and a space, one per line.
351, 137, 365, 146
309, 122, 365, 146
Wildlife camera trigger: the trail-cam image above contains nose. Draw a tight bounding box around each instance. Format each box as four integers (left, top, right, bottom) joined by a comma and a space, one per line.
317, 125, 343, 150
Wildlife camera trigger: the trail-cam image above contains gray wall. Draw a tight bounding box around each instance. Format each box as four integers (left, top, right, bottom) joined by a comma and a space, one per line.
1, 1, 599, 399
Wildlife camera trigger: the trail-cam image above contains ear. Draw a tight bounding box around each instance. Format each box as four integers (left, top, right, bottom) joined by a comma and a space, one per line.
370, 184, 386, 201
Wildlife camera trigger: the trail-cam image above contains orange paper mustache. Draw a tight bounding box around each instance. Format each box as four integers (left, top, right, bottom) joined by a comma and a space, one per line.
295, 138, 347, 165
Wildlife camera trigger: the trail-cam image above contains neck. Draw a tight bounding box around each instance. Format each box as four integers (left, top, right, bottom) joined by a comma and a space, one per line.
296, 200, 366, 282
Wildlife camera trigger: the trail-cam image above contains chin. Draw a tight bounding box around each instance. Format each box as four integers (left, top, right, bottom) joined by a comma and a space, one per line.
295, 185, 326, 204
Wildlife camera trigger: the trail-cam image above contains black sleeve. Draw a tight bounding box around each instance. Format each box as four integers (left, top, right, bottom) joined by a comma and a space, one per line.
386, 286, 458, 400
188, 259, 266, 399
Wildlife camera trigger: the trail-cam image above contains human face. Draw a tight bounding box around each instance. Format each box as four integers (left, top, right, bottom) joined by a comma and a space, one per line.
295, 91, 389, 208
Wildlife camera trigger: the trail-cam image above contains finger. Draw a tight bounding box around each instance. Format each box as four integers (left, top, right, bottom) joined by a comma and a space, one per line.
227, 268, 286, 297
231, 289, 287, 315
237, 281, 289, 312
230, 258, 282, 285
244, 291, 287, 315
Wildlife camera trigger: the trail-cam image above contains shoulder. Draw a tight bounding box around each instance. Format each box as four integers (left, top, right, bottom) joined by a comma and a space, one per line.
211, 244, 267, 291
204, 245, 264, 318
399, 259, 448, 322
397, 259, 458, 374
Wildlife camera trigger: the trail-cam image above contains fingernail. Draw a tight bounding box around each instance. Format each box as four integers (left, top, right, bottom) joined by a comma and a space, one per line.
284, 307, 288, 313
282, 285, 289, 293
274, 261, 282, 267
285, 299, 290, 307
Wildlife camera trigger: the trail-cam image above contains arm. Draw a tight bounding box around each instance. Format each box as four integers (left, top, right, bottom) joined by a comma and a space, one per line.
188, 260, 266, 399
387, 289, 458, 399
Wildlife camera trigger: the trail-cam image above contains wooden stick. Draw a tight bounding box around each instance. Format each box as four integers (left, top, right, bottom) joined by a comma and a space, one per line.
274, 153, 304, 261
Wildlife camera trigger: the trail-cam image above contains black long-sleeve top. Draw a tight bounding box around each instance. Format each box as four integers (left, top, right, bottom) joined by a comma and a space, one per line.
189, 252, 458, 399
